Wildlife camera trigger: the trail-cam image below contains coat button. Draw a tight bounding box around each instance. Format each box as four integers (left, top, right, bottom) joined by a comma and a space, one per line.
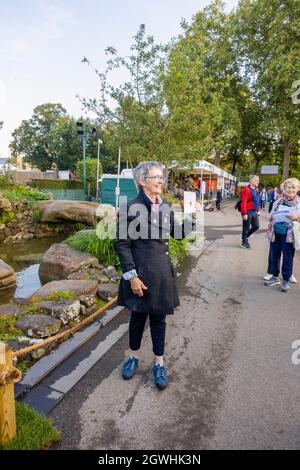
166, 251, 169, 255
165, 242, 168, 245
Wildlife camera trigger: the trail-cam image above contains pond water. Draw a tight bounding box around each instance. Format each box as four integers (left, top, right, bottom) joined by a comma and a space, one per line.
0, 236, 66, 304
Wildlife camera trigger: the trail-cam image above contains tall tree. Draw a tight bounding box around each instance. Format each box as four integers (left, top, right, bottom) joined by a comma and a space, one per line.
79, 25, 175, 168
10, 104, 82, 171
234, 0, 300, 181
165, 1, 242, 167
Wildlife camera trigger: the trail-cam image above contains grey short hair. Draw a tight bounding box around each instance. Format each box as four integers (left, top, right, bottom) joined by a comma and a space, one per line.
133, 161, 164, 189
282, 177, 300, 192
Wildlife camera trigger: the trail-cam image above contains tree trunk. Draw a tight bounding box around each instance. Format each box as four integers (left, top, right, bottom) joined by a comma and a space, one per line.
231, 149, 237, 175
214, 151, 221, 167
282, 139, 291, 181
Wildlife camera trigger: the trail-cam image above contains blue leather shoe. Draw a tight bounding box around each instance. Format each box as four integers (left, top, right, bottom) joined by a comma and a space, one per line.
122, 356, 138, 380
153, 363, 168, 390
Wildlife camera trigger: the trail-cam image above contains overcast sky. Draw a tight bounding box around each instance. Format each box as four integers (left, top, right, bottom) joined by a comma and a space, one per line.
0, 0, 238, 157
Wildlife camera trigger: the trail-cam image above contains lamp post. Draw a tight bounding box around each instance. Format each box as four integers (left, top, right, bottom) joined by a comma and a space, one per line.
76, 121, 97, 199
96, 138, 103, 202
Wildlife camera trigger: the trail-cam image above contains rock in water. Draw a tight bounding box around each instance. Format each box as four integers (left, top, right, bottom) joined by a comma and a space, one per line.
39, 243, 99, 283
34, 200, 115, 225
0, 258, 16, 290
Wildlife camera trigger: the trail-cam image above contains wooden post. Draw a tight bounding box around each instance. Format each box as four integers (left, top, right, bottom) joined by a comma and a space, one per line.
0, 343, 21, 446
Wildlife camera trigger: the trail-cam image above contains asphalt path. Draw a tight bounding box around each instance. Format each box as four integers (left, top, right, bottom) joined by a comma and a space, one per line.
50, 202, 300, 450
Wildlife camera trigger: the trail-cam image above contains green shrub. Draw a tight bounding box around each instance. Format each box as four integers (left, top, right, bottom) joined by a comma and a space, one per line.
169, 237, 189, 260
31, 178, 83, 190
0, 316, 24, 341
0, 211, 14, 224
65, 230, 96, 253
65, 228, 121, 269
0, 180, 48, 202
32, 209, 43, 222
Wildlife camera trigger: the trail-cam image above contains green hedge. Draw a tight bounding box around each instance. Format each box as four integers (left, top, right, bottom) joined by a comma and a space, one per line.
30, 179, 83, 190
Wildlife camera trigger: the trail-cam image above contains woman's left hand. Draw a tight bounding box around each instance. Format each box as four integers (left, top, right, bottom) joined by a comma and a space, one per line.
287, 214, 299, 221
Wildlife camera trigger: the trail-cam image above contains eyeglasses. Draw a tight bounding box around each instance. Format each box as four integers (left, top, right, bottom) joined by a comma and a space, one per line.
144, 175, 164, 182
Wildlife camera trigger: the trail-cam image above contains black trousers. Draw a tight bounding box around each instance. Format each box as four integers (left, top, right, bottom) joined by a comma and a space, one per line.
129, 311, 166, 356
242, 212, 259, 243
267, 242, 280, 275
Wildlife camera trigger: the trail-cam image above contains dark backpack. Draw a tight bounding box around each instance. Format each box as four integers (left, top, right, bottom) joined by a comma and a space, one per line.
235, 191, 252, 212
235, 198, 242, 212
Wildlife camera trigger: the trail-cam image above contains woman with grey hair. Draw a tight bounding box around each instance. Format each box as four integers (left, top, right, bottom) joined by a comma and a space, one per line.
265, 178, 300, 292
116, 161, 195, 390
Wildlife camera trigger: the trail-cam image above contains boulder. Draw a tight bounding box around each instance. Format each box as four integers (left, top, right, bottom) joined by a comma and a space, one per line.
0, 195, 12, 212
34, 200, 115, 225
31, 279, 98, 300
13, 297, 32, 306
102, 266, 120, 281
15, 314, 62, 338
86, 304, 100, 316
0, 304, 25, 317
39, 243, 99, 283
37, 299, 81, 325
0, 259, 16, 290
97, 283, 119, 301
78, 294, 97, 307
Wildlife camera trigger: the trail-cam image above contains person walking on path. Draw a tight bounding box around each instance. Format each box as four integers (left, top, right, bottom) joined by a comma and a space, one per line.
264, 178, 300, 293
116, 161, 195, 390
259, 188, 267, 210
216, 190, 222, 211
240, 175, 260, 249
268, 186, 279, 213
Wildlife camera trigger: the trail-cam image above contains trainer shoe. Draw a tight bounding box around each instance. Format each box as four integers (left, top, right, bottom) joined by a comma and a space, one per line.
264, 276, 280, 287
241, 241, 250, 249
281, 280, 290, 293
289, 274, 297, 283
122, 356, 138, 380
263, 273, 273, 281
153, 363, 168, 390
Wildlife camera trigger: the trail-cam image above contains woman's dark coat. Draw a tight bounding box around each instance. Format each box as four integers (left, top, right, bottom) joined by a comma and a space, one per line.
116, 190, 194, 315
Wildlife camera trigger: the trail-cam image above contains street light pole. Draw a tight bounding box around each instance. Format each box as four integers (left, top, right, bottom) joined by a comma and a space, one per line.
76, 121, 97, 200
83, 135, 87, 195
96, 139, 103, 202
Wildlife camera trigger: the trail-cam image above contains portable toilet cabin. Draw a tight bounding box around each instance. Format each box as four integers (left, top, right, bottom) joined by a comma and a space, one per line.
100, 172, 138, 206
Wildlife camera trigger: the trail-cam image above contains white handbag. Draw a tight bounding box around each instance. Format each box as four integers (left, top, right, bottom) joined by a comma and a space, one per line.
293, 221, 300, 251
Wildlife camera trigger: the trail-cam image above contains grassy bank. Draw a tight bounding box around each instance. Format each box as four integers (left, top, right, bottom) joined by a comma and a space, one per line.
0, 402, 60, 450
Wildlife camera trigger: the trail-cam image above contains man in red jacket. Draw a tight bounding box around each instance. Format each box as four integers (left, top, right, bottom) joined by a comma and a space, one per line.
241, 175, 260, 249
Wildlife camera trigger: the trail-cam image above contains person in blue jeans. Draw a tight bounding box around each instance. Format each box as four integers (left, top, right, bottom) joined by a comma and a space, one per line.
265, 178, 300, 292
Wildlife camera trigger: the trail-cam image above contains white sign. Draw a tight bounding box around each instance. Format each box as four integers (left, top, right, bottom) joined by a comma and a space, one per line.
184, 191, 196, 214
200, 181, 206, 194
58, 170, 70, 180
217, 177, 224, 190
261, 165, 279, 175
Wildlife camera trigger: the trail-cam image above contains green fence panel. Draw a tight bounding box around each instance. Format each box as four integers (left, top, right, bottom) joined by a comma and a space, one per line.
101, 178, 138, 205
40, 188, 86, 201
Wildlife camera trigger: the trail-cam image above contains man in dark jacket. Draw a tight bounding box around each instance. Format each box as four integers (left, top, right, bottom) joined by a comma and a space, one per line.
216, 190, 222, 211
240, 175, 260, 249
116, 161, 195, 390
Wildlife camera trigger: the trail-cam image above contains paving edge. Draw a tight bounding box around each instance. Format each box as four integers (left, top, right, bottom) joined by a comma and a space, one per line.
15, 304, 126, 396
